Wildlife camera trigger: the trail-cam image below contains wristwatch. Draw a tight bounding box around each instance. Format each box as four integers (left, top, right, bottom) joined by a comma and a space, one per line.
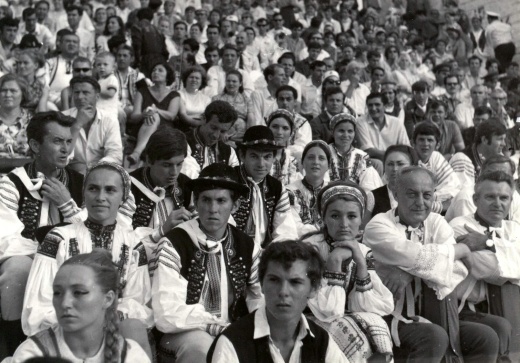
486, 239, 494, 248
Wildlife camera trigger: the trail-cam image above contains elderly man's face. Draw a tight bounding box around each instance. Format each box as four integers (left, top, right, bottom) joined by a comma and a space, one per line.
397, 171, 435, 228
490, 92, 507, 110
473, 180, 512, 227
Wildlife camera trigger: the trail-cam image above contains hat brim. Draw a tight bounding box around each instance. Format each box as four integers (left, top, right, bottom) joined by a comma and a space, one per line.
187, 178, 249, 197
236, 142, 284, 151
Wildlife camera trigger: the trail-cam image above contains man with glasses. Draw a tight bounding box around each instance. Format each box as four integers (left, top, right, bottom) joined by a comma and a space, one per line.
438, 74, 466, 120
489, 88, 514, 129
59, 56, 92, 111
454, 84, 488, 130
268, 13, 291, 39
255, 18, 276, 69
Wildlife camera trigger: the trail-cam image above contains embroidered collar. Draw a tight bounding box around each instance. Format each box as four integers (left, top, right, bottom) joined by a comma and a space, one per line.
302, 178, 323, 193
143, 167, 176, 196
85, 219, 117, 233
474, 212, 502, 230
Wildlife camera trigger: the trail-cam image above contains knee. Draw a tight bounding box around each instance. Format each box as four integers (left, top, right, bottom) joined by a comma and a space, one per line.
423, 324, 450, 353
159, 331, 214, 363
0, 256, 32, 287
491, 317, 512, 342
119, 318, 148, 340
470, 325, 500, 355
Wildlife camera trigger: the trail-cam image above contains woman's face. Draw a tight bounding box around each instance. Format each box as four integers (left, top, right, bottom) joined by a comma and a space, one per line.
246, 29, 255, 42
17, 54, 38, 77
333, 121, 355, 150
107, 17, 120, 34
151, 64, 168, 83
387, 47, 398, 61
302, 146, 328, 181
186, 71, 202, 91
269, 117, 292, 145
0, 80, 22, 108
324, 199, 362, 241
84, 168, 124, 226
53, 265, 113, 335
225, 73, 241, 93
385, 151, 412, 187
189, 26, 201, 40
436, 41, 446, 54
95, 8, 107, 23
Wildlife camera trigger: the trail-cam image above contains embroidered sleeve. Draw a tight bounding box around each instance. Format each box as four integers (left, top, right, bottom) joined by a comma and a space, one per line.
37, 230, 64, 259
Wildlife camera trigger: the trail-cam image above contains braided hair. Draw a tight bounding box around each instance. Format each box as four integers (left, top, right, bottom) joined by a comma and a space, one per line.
61, 249, 121, 363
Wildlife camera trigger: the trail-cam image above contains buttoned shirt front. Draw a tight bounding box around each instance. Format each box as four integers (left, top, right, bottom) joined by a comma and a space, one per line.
356, 113, 410, 152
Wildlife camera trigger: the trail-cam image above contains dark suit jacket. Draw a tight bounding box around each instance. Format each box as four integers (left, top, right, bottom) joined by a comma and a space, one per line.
371, 185, 391, 218
310, 111, 332, 143
404, 99, 432, 140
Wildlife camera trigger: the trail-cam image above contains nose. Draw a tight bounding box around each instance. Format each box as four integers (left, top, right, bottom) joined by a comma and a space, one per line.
60, 291, 74, 309
278, 280, 290, 297
95, 189, 107, 202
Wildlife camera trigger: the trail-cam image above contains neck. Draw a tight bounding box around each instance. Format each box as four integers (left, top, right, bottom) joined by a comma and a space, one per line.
266, 308, 300, 347
25, 74, 35, 84
476, 143, 492, 159
63, 326, 104, 359
89, 217, 116, 226
336, 142, 351, 154
0, 106, 21, 119
267, 84, 278, 96
70, 24, 78, 31
62, 52, 77, 61
477, 211, 502, 228
372, 114, 384, 125
398, 210, 421, 228
117, 67, 129, 76
304, 174, 323, 188
311, 77, 321, 87
33, 159, 60, 178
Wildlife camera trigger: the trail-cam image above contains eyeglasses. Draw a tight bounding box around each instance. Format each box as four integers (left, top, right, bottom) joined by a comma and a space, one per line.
258, 23, 268, 27
492, 97, 507, 101
74, 67, 90, 72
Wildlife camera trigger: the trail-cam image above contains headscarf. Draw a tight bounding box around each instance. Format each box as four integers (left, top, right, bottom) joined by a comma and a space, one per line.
83, 161, 131, 202
302, 140, 332, 166
266, 109, 295, 133
329, 112, 357, 132
317, 181, 367, 218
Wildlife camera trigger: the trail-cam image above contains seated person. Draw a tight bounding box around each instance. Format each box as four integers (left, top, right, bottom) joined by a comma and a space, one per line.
11, 250, 150, 362
60, 56, 92, 110
152, 163, 264, 363
182, 100, 240, 178
450, 120, 507, 189
22, 161, 153, 357
130, 127, 194, 257
425, 100, 465, 160
364, 166, 500, 362
310, 86, 348, 143
446, 155, 520, 223
303, 181, 394, 362
451, 171, 520, 361
461, 105, 492, 147
208, 240, 349, 363
412, 122, 461, 214
234, 126, 298, 247
0, 111, 83, 355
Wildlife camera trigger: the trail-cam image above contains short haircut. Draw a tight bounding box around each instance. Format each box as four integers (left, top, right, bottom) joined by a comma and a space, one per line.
429, 100, 446, 111
144, 126, 187, 162
468, 55, 482, 64
27, 111, 74, 144
18, 49, 46, 69
482, 154, 516, 175
475, 170, 514, 196
475, 120, 506, 145
137, 7, 154, 21
117, 44, 134, 57
0, 17, 19, 31
367, 50, 380, 59
258, 240, 324, 291
396, 165, 436, 189
474, 105, 492, 117
412, 80, 429, 92
277, 52, 295, 64
324, 86, 344, 101
383, 144, 419, 166
35, 0, 50, 8
204, 100, 238, 125
174, 21, 187, 29
366, 92, 383, 104
70, 76, 101, 93
204, 45, 219, 57
183, 37, 200, 52
276, 85, 297, 99
207, 23, 220, 32
444, 73, 458, 85
193, 183, 239, 202
413, 121, 441, 143
263, 63, 283, 82
181, 65, 206, 89
310, 60, 326, 70
22, 7, 36, 19
65, 4, 83, 15
371, 66, 385, 75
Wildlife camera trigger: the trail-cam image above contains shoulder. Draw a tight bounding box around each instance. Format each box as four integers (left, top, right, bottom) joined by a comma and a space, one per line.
124, 338, 152, 362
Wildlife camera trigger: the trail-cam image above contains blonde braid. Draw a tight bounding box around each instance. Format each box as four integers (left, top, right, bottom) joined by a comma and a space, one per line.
104, 304, 120, 363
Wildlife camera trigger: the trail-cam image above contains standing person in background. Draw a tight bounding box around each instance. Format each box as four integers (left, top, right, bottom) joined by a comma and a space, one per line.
65, 5, 95, 61
485, 11, 515, 73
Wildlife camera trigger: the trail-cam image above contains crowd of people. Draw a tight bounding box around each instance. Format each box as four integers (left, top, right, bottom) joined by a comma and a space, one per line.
0, 0, 519, 362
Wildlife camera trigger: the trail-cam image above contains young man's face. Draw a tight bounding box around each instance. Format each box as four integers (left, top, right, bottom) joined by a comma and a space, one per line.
242, 149, 275, 182
24, 13, 38, 32
36, 2, 49, 20
428, 107, 446, 123
67, 9, 81, 29
262, 260, 315, 326
325, 93, 344, 115
481, 134, 506, 156
174, 23, 186, 39
195, 189, 238, 239
414, 134, 437, 162
1, 26, 19, 43
205, 50, 219, 66
149, 154, 185, 187
367, 97, 384, 120
199, 115, 233, 146
277, 90, 295, 111
413, 89, 429, 105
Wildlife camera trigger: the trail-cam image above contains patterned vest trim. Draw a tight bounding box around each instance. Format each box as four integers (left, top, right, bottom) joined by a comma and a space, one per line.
7, 164, 83, 240
130, 167, 191, 229
169, 225, 255, 322
186, 129, 232, 168
232, 166, 283, 246
208, 311, 329, 363
461, 145, 481, 182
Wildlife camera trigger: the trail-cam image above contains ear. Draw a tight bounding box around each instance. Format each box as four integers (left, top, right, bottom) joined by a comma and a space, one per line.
308, 284, 319, 299
231, 198, 241, 214
472, 192, 478, 205
29, 139, 40, 155
103, 290, 116, 310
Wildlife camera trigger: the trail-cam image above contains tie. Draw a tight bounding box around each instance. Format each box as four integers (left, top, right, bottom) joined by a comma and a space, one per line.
248, 177, 266, 246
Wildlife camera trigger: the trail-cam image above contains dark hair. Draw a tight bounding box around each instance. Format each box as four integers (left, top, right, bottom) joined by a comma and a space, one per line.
412, 80, 429, 92
259, 240, 324, 291
65, 4, 83, 16
475, 170, 514, 195
429, 100, 446, 111
103, 15, 125, 36
204, 100, 238, 125
383, 144, 419, 165
137, 7, 154, 20
190, 23, 202, 33
148, 60, 174, 85
0, 74, 29, 106
324, 86, 344, 101
310, 60, 326, 70
173, 21, 187, 30
365, 92, 383, 104
263, 63, 283, 82
181, 65, 207, 89
0, 17, 19, 31
183, 37, 200, 53
276, 85, 297, 99
413, 121, 441, 143
193, 185, 238, 202
474, 105, 492, 117
207, 23, 220, 32
204, 45, 219, 57
384, 45, 399, 59
35, 0, 50, 9
70, 76, 101, 92
485, 58, 499, 70
468, 55, 482, 64
302, 140, 331, 166
277, 52, 295, 64
144, 126, 187, 162
224, 69, 244, 93
308, 40, 322, 50
22, 7, 36, 19
475, 120, 507, 145
443, 73, 458, 85
482, 154, 516, 175
27, 111, 74, 145
60, 249, 120, 363
367, 49, 380, 59
370, 66, 385, 75
117, 44, 134, 57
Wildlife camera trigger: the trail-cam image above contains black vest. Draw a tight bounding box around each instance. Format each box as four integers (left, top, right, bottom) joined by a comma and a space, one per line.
164, 225, 255, 322
371, 186, 392, 218
130, 167, 192, 229
232, 166, 283, 248
186, 129, 233, 168
6, 164, 83, 240
207, 311, 329, 363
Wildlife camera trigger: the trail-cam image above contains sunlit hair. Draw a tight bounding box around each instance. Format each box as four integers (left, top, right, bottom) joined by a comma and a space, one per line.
475, 170, 514, 197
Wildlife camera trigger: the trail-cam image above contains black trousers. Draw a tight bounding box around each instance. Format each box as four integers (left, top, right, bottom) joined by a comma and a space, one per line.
495, 43, 516, 73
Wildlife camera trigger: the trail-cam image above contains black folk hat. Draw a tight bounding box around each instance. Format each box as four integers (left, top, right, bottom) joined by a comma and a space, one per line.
187, 163, 249, 197
236, 125, 284, 151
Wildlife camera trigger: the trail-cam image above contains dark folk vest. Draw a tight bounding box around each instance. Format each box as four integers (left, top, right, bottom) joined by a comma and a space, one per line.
7, 164, 83, 240
207, 311, 329, 363
130, 167, 192, 229
232, 166, 283, 248
186, 129, 233, 168
166, 225, 255, 322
